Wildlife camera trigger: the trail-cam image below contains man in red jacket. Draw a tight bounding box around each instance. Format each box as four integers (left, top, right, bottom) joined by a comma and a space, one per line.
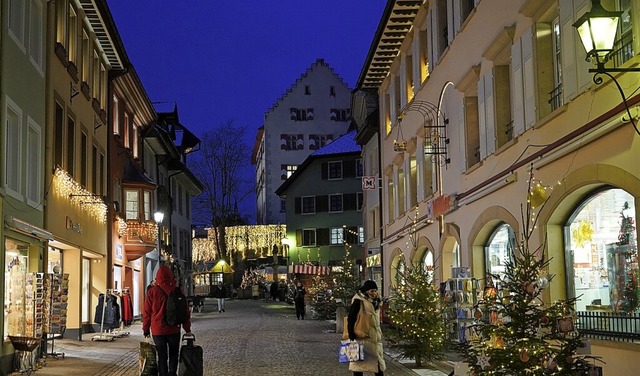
143, 265, 192, 376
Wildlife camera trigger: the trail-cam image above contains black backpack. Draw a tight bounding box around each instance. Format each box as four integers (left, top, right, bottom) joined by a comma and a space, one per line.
158, 286, 188, 325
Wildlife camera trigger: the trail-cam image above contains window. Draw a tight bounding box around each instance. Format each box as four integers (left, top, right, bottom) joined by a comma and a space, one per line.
405, 53, 414, 102
80, 131, 87, 187
143, 191, 151, 220
302, 229, 316, 246
125, 190, 139, 220
436, 0, 449, 56
4, 102, 22, 195
55, 0, 65, 44
464, 95, 480, 168
92, 50, 100, 99
112, 96, 120, 135
485, 223, 516, 280
309, 134, 333, 150
99, 152, 104, 196
329, 194, 343, 213
330, 109, 350, 122
66, 116, 75, 177
280, 134, 303, 150
290, 108, 314, 121
397, 166, 406, 214
178, 185, 183, 214
330, 86, 336, 96
81, 28, 90, 83
356, 159, 364, 177
8, 0, 25, 45
91, 145, 98, 194
460, 0, 475, 24
132, 125, 139, 158
67, 4, 77, 63
330, 228, 344, 245
123, 112, 130, 148
54, 103, 64, 168
566, 189, 636, 311
328, 161, 342, 180
357, 192, 364, 211
422, 251, 434, 280
358, 226, 365, 244
387, 178, 395, 221
280, 164, 298, 180
280, 198, 286, 212
549, 17, 563, 111
29, 0, 44, 70
302, 196, 315, 214
409, 157, 417, 207
26, 119, 41, 206
304, 85, 311, 95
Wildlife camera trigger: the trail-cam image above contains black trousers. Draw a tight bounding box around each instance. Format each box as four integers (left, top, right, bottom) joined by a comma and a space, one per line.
294, 300, 305, 318
153, 332, 180, 376
353, 365, 383, 376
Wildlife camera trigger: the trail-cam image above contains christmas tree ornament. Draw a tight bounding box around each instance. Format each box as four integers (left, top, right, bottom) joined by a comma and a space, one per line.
473, 307, 483, 320
523, 281, 536, 295
529, 183, 548, 208
477, 354, 491, 370
536, 275, 550, 289
519, 348, 530, 362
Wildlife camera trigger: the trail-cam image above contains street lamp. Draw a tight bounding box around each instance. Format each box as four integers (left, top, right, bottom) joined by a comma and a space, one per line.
154, 211, 164, 262
573, 0, 640, 136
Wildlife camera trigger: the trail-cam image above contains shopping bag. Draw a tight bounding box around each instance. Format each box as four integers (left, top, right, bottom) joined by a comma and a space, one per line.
338, 340, 364, 363
139, 340, 158, 376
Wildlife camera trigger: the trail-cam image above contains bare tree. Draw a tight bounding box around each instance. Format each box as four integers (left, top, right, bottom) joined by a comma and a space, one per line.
190, 120, 254, 262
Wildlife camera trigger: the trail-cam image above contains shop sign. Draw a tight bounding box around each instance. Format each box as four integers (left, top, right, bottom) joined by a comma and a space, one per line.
426, 194, 456, 220
65, 216, 83, 234
366, 254, 381, 268
362, 176, 377, 190
116, 244, 123, 260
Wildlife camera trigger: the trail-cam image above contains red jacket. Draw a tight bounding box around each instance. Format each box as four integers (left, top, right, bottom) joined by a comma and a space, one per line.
142, 265, 191, 336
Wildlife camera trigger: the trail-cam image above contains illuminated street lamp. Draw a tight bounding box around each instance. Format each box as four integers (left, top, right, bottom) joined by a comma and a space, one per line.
154, 211, 164, 262
573, 0, 622, 68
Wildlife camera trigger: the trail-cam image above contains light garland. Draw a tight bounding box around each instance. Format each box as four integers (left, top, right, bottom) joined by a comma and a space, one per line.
53, 167, 107, 223
192, 224, 286, 263
116, 215, 128, 237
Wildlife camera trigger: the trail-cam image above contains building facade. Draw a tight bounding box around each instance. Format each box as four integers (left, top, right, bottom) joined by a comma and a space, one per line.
253, 58, 353, 225
276, 130, 364, 280
356, 0, 640, 374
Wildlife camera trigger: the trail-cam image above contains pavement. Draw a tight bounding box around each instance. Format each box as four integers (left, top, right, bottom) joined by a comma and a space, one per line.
11, 299, 454, 376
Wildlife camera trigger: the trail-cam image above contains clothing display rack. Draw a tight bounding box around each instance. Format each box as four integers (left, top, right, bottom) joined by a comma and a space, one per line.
92, 289, 129, 341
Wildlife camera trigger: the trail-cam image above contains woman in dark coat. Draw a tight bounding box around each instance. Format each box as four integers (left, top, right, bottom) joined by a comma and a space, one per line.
294, 282, 306, 319
270, 281, 279, 301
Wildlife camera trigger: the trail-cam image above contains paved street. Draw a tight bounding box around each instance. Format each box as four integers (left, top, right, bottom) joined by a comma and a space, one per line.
23, 299, 449, 376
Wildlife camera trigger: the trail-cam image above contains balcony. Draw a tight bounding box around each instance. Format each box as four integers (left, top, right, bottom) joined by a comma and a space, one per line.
121, 220, 158, 260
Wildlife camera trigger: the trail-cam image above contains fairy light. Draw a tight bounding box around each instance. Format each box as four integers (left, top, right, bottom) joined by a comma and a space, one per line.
53, 167, 107, 223
192, 224, 286, 263
116, 215, 127, 237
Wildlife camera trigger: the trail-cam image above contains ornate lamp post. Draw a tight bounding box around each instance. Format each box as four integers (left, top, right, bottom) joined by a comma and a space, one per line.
154, 211, 164, 262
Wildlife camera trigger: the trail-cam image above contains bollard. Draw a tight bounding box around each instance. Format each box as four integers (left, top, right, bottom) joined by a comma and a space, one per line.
336, 306, 346, 334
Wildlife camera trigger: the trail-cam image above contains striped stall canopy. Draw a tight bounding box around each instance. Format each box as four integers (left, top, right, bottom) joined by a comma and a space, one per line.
292, 264, 330, 275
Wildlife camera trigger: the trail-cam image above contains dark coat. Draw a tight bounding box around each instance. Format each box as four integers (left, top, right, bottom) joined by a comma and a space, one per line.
270, 282, 279, 297
215, 284, 227, 299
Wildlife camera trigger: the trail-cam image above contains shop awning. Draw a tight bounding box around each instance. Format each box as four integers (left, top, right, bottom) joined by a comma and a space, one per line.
292, 264, 330, 275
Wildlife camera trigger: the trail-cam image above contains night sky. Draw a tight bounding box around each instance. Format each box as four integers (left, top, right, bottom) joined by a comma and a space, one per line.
108, 1, 387, 221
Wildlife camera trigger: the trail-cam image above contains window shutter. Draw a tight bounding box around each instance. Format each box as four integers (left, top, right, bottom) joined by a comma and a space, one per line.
559, 0, 577, 102
316, 195, 328, 213
347, 226, 358, 245
343, 159, 355, 178
321, 162, 328, 180
344, 193, 357, 211
295, 197, 301, 214
296, 229, 302, 246
317, 228, 330, 246
521, 26, 536, 130
511, 36, 525, 137
477, 72, 487, 160
485, 70, 496, 156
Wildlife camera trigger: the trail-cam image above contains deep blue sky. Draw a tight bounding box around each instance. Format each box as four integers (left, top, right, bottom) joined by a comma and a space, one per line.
108, 1, 387, 222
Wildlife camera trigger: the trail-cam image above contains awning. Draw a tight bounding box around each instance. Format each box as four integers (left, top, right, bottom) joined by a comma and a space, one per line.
292, 264, 330, 275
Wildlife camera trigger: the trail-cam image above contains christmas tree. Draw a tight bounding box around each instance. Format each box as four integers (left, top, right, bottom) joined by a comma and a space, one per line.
308, 275, 336, 320
611, 201, 639, 313
385, 263, 448, 367
330, 244, 362, 311
457, 169, 601, 375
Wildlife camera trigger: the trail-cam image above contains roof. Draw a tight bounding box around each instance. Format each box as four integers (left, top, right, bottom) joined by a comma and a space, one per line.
357, 0, 425, 90
275, 130, 360, 195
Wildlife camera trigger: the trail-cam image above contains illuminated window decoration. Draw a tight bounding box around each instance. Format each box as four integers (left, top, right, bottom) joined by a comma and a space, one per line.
116, 215, 127, 237
53, 167, 106, 223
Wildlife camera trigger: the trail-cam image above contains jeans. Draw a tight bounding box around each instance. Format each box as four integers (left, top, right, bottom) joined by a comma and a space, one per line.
153, 332, 181, 376
217, 298, 225, 312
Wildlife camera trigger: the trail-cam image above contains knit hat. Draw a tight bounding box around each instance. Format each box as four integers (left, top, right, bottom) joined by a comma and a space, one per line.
360, 280, 378, 293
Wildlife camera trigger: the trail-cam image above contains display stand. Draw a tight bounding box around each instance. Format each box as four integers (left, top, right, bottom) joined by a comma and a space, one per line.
9, 336, 41, 374
92, 290, 116, 342
444, 273, 479, 342
42, 273, 68, 359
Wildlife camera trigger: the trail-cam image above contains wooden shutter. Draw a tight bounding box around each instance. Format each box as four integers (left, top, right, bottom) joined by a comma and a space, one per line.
321, 162, 328, 180
511, 36, 525, 137
295, 197, 301, 214
316, 195, 328, 213
343, 159, 355, 178
317, 228, 330, 246
296, 229, 302, 246
344, 193, 357, 211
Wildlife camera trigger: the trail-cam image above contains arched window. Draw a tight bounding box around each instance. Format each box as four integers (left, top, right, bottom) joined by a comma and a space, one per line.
485, 223, 516, 279
421, 250, 434, 281
565, 188, 637, 312
391, 254, 406, 289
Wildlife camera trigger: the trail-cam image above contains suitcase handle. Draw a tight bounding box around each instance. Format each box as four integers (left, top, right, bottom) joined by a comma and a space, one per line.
182, 333, 196, 345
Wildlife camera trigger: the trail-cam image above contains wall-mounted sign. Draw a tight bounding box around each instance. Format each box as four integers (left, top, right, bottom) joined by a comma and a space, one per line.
115, 244, 123, 260
427, 194, 456, 220
362, 176, 377, 190
65, 216, 83, 234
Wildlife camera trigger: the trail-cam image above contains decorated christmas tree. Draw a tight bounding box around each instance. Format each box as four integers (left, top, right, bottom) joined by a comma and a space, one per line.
330, 246, 362, 311
610, 201, 639, 313
385, 263, 448, 367
457, 169, 601, 375
308, 275, 336, 320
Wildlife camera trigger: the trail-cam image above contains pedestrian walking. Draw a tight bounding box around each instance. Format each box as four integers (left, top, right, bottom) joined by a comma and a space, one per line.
347, 280, 386, 376
270, 280, 279, 302
294, 282, 306, 320
143, 265, 192, 376
216, 282, 226, 313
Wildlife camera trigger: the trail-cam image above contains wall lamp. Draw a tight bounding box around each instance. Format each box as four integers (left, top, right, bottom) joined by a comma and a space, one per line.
573, 0, 640, 135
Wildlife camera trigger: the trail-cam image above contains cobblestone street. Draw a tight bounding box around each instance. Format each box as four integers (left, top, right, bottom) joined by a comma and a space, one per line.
26, 299, 449, 376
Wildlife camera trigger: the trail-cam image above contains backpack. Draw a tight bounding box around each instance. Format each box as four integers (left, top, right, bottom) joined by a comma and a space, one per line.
158, 286, 188, 325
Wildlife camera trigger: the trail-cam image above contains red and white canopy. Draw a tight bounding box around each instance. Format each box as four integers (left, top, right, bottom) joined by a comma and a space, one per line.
292, 264, 330, 275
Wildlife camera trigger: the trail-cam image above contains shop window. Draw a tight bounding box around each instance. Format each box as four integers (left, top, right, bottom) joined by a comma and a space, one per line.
4, 238, 39, 340
565, 188, 637, 312
422, 250, 434, 281
485, 223, 516, 280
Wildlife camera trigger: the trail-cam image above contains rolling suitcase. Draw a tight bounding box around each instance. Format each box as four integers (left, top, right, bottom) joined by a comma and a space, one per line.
178, 334, 203, 376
